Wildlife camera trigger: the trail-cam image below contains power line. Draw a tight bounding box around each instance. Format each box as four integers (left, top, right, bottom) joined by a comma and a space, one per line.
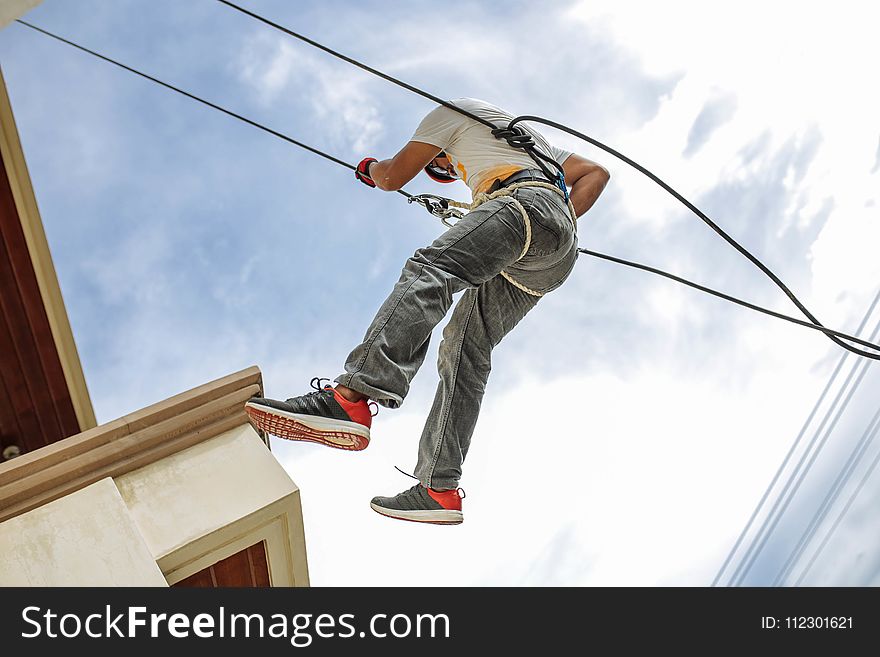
216, 0, 880, 361
16, 18, 880, 356
793, 411, 880, 585
773, 397, 880, 585
728, 345, 876, 585
726, 316, 880, 585
710, 289, 880, 586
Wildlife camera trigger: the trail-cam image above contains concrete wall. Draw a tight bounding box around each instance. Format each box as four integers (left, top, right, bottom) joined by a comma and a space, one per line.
0, 423, 308, 586
0, 478, 168, 586
116, 424, 309, 586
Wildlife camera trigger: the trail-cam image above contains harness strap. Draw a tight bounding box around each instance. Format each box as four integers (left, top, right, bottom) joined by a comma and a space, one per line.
447, 181, 578, 297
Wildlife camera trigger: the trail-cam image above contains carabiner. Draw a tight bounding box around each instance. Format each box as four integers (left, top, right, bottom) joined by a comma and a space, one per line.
408, 194, 465, 228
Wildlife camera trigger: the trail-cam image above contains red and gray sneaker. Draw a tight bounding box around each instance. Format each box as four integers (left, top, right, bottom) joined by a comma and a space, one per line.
370, 484, 465, 525
244, 377, 374, 451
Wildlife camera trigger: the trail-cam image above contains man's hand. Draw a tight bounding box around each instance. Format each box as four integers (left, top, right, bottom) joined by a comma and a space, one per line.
356, 157, 378, 187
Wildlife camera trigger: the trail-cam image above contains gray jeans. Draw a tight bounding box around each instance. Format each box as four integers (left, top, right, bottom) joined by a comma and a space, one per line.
335, 185, 578, 489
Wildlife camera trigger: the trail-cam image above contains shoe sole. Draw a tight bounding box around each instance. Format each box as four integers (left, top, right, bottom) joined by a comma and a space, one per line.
370, 502, 463, 525
244, 401, 370, 451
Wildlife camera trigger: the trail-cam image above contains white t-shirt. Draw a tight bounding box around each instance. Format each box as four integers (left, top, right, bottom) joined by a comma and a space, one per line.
410, 97, 572, 195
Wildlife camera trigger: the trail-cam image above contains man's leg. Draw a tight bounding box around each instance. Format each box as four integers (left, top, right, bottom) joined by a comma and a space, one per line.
246, 196, 529, 451
246, 186, 574, 457
414, 275, 539, 490
335, 196, 529, 408
368, 186, 578, 521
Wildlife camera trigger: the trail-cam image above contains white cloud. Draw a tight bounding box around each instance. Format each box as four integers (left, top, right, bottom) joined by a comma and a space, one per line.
235, 32, 383, 154
566, 0, 880, 324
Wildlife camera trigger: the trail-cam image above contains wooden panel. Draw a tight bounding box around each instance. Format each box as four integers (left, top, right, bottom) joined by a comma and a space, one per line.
0, 148, 79, 458
0, 67, 96, 433
211, 547, 254, 587
173, 541, 270, 588
0, 207, 51, 449
249, 539, 271, 586
173, 567, 216, 588
0, 306, 27, 449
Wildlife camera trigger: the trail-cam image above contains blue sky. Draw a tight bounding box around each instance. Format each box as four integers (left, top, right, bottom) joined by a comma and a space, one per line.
2, 0, 879, 586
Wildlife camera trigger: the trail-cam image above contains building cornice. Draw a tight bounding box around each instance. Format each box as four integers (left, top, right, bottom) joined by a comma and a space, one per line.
0, 366, 264, 523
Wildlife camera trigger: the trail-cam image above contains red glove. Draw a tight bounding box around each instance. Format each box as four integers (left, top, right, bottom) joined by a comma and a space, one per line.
356, 157, 378, 187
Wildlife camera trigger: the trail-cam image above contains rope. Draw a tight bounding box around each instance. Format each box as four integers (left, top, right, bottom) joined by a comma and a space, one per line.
13, 20, 419, 203
447, 181, 578, 297
214, 0, 880, 360
215, 3, 570, 199
16, 18, 880, 356
509, 117, 880, 362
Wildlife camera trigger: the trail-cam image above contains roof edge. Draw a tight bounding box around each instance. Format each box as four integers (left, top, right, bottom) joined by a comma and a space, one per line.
0, 64, 97, 432
0, 365, 264, 523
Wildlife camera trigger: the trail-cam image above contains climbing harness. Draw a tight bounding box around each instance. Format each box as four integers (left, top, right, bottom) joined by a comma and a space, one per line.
16, 16, 880, 359
444, 179, 578, 297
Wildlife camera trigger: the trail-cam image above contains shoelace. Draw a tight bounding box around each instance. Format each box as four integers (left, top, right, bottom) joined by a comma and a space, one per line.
286, 377, 333, 403
395, 465, 419, 481
394, 466, 465, 498
304, 376, 379, 417
309, 376, 332, 392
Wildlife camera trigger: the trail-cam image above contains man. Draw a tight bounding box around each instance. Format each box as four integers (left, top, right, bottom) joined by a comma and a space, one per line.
245, 98, 610, 524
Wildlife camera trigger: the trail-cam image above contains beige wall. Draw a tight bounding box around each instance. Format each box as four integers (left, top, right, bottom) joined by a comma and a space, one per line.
0, 1, 44, 29
116, 424, 309, 586
0, 423, 308, 586
0, 478, 168, 586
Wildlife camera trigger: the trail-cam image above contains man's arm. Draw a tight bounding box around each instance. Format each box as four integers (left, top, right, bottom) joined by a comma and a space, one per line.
562, 153, 610, 217
368, 141, 442, 191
